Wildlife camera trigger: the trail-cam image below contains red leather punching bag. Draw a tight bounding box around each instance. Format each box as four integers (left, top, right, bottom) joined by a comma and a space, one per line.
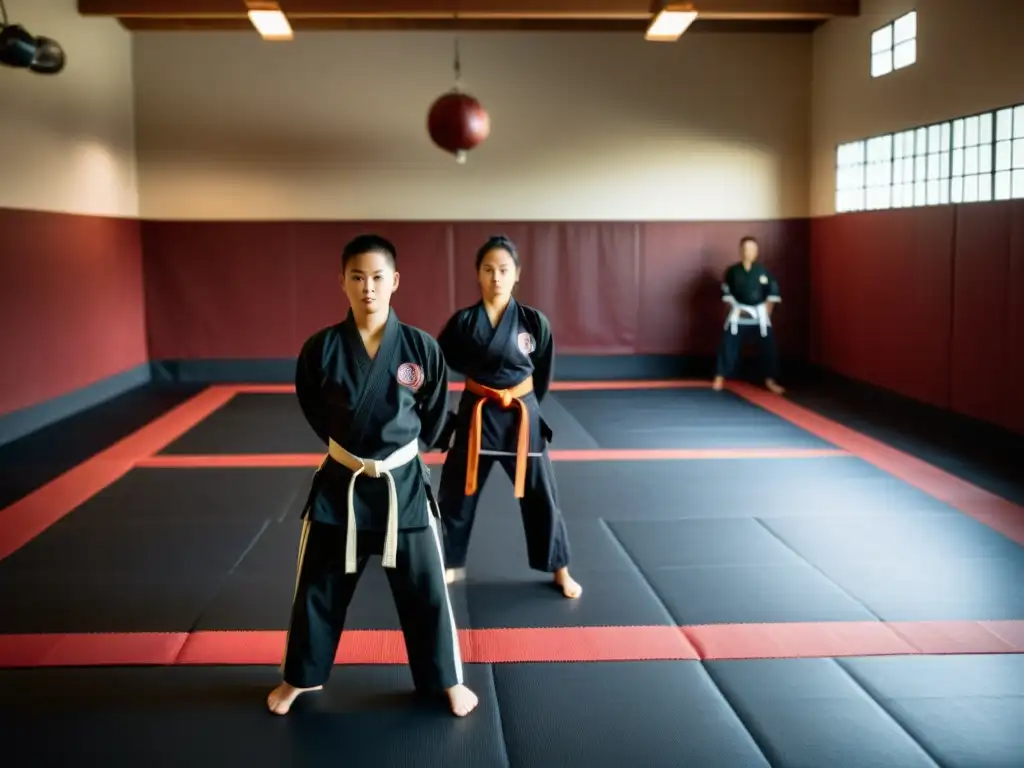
427, 90, 490, 163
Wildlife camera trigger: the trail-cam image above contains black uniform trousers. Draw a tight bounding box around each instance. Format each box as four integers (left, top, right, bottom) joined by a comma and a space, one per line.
281, 513, 463, 693
437, 447, 571, 573
715, 324, 780, 380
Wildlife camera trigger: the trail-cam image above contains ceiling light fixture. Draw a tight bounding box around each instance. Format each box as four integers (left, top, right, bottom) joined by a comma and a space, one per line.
645, 2, 698, 42
246, 1, 293, 41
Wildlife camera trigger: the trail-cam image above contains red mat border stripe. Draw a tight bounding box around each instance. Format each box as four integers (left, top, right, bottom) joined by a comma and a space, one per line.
1, 621, 1021, 668
728, 382, 1024, 546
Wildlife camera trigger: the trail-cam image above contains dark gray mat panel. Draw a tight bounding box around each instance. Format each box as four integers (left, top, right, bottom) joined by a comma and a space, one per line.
159, 392, 600, 455
839, 655, 1024, 768
0, 665, 508, 768
492, 661, 770, 767
552, 388, 834, 449
761, 515, 1024, 621
643, 562, 878, 624
534, 392, 600, 450
704, 658, 939, 768
604, 518, 878, 624
0, 468, 312, 633
547, 457, 960, 521
464, 566, 673, 629
159, 393, 324, 454
761, 513, 1024, 566
195, 522, 472, 631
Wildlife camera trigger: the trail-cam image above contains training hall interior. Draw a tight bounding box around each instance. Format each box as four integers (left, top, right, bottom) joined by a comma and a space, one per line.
0, 0, 1022, 765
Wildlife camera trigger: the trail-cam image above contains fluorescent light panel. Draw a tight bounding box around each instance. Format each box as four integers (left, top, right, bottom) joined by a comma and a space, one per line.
645, 3, 698, 42
248, 9, 293, 40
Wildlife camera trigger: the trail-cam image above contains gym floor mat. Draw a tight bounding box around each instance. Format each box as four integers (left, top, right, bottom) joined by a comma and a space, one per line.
1, 379, 1022, 766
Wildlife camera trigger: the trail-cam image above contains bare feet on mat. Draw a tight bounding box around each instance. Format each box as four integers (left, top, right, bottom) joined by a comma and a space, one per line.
554, 567, 582, 599
446, 684, 479, 716
712, 376, 724, 391
765, 379, 785, 395
267, 682, 323, 715
445, 567, 466, 584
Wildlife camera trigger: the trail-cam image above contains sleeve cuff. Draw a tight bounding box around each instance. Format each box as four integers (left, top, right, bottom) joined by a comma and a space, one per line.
767, 295, 782, 303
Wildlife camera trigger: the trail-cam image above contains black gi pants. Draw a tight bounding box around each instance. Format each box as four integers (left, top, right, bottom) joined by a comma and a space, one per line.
715, 325, 780, 380
437, 448, 571, 573
281, 514, 463, 693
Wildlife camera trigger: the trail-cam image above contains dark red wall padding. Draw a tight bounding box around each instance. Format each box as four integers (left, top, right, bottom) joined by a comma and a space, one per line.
0, 208, 148, 419
141, 219, 810, 360
811, 199, 1024, 435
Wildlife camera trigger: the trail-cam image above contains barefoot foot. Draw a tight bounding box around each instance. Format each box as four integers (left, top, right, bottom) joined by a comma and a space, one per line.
765, 379, 785, 395
712, 376, 724, 391
446, 684, 479, 717
267, 682, 323, 715
445, 566, 466, 584
554, 567, 582, 599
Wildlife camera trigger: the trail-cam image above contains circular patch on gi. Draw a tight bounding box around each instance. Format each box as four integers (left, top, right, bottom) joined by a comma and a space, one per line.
517, 332, 536, 355
396, 362, 424, 391
759, 274, 769, 284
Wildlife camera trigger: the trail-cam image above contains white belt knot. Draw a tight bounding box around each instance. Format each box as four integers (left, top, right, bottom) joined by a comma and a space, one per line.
723, 296, 769, 337
327, 438, 419, 574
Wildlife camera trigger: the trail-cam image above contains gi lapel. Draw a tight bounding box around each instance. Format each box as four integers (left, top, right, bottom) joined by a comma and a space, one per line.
345, 308, 402, 450
484, 297, 518, 368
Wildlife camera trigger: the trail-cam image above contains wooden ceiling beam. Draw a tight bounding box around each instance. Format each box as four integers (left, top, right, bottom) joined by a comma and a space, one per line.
80, 0, 859, 22
117, 16, 824, 33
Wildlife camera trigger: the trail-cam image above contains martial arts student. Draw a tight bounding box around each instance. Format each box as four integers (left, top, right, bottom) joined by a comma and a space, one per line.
267, 234, 478, 718
711, 235, 785, 395
434, 235, 582, 599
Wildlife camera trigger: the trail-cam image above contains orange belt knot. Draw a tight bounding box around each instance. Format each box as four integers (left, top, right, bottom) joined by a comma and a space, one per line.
464, 376, 534, 498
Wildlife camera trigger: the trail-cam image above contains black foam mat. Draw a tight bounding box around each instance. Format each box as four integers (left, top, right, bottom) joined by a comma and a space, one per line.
0, 665, 508, 767
641, 562, 879, 625
0, 385, 202, 509
543, 457, 960, 521
159, 393, 324, 455
761, 513, 1024, 565
552, 388, 835, 449
492, 661, 771, 767
704, 658, 940, 768
0, 468, 312, 633
194, 527, 472, 631
800, 555, 1024, 622
839, 655, 1024, 768
159, 392, 601, 455
760, 514, 1024, 621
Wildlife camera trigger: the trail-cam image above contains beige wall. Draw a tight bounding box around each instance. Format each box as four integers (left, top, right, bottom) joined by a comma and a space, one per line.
810, 0, 1024, 217
132, 30, 811, 221
0, 0, 137, 217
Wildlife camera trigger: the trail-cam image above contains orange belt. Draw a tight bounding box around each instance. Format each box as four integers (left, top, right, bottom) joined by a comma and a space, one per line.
464, 376, 534, 499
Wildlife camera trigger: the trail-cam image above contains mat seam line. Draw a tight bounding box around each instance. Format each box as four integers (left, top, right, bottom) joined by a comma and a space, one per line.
488, 664, 514, 768
170, 517, 273, 663
598, 519, 777, 768
832, 659, 948, 768
751, 517, 887, 623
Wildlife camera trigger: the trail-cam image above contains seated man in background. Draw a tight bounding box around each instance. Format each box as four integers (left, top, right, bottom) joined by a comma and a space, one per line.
711, 236, 785, 395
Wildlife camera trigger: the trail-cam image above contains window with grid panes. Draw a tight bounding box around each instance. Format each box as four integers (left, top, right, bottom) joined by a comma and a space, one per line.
892, 129, 917, 208
866, 134, 893, 210
835, 141, 867, 212
994, 104, 1024, 200
917, 122, 951, 206
871, 11, 917, 78
952, 113, 993, 204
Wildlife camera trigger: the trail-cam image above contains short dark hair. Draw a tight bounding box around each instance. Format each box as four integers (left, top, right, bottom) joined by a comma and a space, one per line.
475, 235, 520, 270
342, 234, 397, 271
739, 236, 758, 248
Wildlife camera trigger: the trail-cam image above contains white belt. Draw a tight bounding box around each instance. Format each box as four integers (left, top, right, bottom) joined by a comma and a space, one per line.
724, 297, 769, 337
327, 437, 419, 574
